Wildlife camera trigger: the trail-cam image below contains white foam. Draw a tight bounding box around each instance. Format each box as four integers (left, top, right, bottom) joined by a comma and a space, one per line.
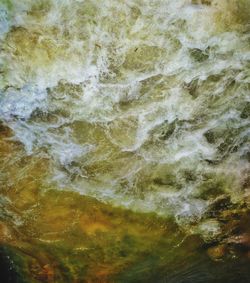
0, 0, 249, 231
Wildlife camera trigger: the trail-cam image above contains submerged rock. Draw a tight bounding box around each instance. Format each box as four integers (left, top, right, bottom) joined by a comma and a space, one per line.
207, 244, 226, 261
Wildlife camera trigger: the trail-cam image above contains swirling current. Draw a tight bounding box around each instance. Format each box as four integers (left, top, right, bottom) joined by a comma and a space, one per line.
0, 0, 249, 282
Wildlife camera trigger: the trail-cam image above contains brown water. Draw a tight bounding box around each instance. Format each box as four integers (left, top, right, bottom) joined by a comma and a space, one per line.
0, 0, 250, 282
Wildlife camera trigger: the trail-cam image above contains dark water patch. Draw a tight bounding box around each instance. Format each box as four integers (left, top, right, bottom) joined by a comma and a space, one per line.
149, 120, 176, 141
183, 79, 199, 98
192, 174, 231, 201
240, 102, 250, 119
161, 257, 250, 283
0, 246, 28, 283
189, 48, 209, 63
114, 232, 250, 283
203, 125, 248, 161
192, 0, 212, 5
204, 130, 216, 144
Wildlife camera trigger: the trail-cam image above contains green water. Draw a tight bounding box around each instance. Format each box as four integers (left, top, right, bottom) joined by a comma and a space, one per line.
0, 0, 249, 282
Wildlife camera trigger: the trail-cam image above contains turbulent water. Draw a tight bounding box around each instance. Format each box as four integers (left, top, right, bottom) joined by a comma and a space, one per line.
0, 0, 250, 240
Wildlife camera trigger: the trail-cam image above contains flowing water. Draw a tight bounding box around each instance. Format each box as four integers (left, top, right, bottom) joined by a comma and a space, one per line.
0, 0, 250, 282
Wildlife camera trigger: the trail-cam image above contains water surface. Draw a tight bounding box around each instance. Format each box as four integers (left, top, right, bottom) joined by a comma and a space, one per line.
0, 0, 249, 282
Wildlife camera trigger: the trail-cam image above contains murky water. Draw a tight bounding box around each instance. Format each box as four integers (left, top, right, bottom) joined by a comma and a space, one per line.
0, 0, 250, 282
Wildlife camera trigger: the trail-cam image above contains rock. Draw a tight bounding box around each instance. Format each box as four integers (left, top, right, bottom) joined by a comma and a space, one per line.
207, 244, 226, 261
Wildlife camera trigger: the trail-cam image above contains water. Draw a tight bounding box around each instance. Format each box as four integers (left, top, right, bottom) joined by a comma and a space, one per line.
0, 0, 249, 282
